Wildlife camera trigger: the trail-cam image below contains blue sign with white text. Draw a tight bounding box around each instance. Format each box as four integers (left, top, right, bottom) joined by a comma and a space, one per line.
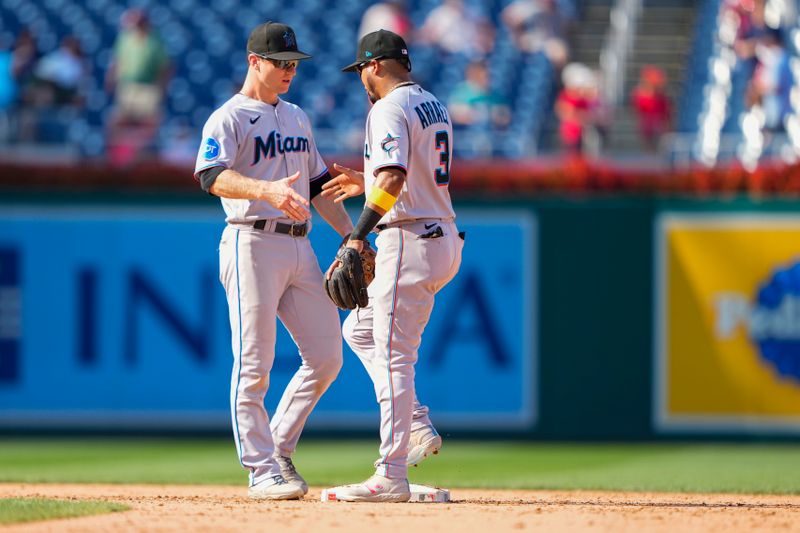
0, 207, 536, 430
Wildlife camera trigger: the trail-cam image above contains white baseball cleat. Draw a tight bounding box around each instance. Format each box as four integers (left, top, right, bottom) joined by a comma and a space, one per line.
325, 475, 411, 502
408, 425, 442, 466
248, 475, 305, 500
274, 455, 308, 495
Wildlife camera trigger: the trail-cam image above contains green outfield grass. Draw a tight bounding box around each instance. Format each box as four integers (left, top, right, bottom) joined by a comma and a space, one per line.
0, 439, 798, 494
0, 498, 128, 525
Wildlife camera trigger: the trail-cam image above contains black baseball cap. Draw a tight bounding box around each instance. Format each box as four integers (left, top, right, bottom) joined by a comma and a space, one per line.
342, 29, 411, 72
247, 22, 311, 61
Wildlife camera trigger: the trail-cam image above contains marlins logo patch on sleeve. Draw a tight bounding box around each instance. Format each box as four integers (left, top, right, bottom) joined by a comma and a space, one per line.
203, 138, 221, 160
381, 133, 400, 154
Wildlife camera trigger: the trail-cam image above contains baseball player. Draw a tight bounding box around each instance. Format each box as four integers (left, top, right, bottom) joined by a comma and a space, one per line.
321, 29, 464, 502
194, 22, 353, 500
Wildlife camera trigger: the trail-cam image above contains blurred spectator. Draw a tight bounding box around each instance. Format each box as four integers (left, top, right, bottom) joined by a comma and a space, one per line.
0, 37, 14, 143
11, 29, 38, 106
501, 0, 570, 68
417, 0, 494, 58
32, 36, 88, 107
0, 38, 15, 112
746, 28, 792, 132
359, 0, 413, 40
731, 0, 770, 61
6, 29, 40, 143
16, 35, 89, 144
555, 63, 604, 155
630, 65, 671, 152
105, 9, 172, 166
0, 29, 41, 144
722, 0, 755, 35
448, 61, 510, 129
727, 0, 794, 49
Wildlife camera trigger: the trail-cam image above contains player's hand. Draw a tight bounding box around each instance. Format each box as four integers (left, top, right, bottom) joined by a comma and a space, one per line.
324, 258, 340, 280
345, 239, 365, 252
321, 163, 365, 203
324, 239, 364, 279
261, 172, 310, 221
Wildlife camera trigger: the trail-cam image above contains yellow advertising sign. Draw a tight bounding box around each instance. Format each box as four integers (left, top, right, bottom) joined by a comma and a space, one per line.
655, 214, 800, 432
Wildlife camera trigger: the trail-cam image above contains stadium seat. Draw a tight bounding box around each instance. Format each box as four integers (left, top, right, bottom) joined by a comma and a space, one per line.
1, 0, 567, 158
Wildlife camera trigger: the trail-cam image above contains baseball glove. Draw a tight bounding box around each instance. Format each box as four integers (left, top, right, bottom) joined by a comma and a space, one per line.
360, 242, 376, 286
325, 242, 376, 310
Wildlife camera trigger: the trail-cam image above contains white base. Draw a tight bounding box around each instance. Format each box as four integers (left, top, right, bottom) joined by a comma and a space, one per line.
320, 483, 450, 503
408, 483, 450, 503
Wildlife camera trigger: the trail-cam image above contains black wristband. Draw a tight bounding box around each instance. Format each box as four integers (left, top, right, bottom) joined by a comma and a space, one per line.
309, 171, 334, 200
351, 206, 383, 241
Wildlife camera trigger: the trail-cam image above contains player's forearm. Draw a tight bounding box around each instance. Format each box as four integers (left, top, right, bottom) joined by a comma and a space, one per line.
368, 169, 405, 215
209, 169, 268, 200
311, 194, 354, 237
349, 169, 406, 242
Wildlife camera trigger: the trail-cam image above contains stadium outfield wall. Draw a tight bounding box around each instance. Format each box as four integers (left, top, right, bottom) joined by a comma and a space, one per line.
1, 191, 799, 439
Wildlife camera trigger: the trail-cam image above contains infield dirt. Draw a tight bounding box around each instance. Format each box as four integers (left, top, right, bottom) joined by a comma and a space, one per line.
1, 483, 798, 532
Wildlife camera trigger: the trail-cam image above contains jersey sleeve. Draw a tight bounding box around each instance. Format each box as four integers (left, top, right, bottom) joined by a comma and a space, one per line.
194, 110, 239, 177
368, 102, 409, 175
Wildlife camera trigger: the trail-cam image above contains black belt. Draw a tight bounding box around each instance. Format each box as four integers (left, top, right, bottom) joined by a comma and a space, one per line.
375, 220, 443, 232
375, 220, 416, 231
375, 221, 465, 240
253, 219, 308, 237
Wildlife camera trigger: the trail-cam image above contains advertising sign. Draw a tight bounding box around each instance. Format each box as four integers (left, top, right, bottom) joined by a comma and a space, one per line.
0, 207, 536, 430
655, 214, 800, 432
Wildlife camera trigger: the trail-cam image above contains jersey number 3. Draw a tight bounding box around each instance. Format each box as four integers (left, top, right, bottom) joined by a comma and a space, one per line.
434, 130, 450, 186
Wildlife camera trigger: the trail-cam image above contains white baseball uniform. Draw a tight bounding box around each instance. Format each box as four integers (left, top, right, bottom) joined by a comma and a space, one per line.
195, 93, 342, 488
343, 83, 463, 479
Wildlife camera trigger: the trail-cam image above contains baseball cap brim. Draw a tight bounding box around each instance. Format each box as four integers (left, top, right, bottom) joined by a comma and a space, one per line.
342, 56, 411, 73
342, 54, 394, 72
263, 50, 312, 60
341, 60, 364, 73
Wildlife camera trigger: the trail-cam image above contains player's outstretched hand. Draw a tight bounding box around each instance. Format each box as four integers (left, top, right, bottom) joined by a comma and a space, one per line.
321, 163, 365, 203
260, 171, 310, 221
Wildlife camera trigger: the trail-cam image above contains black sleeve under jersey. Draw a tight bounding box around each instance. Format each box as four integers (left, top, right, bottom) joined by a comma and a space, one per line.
197, 166, 226, 194
351, 205, 383, 241
309, 171, 334, 200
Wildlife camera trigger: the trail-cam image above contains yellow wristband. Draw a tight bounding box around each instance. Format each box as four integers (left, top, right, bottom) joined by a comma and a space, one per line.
367, 187, 398, 212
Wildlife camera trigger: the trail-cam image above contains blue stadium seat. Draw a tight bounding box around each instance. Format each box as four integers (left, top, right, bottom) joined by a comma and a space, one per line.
1, 0, 564, 157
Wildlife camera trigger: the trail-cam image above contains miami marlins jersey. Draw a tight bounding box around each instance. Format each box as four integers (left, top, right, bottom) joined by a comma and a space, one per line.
363, 83, 456, 225
194, 93, 328, 223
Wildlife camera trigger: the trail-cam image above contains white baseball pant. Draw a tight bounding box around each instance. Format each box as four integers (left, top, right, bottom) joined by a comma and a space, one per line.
343, 219, 463, 479
219, 224, 342, 487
